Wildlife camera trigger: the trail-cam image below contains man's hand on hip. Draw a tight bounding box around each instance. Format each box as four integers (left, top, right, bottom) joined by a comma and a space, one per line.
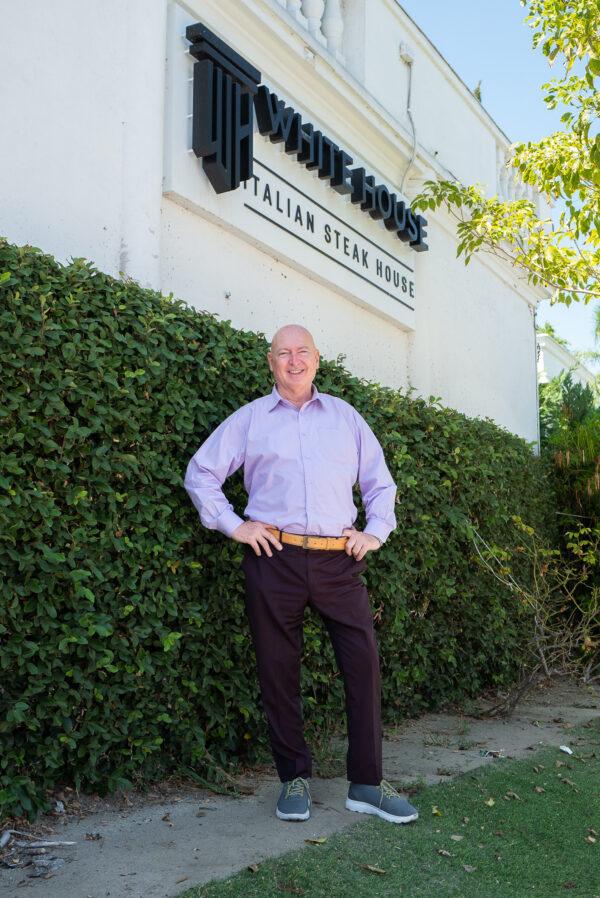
232, 521, 283, 557
342, 528, 381, 561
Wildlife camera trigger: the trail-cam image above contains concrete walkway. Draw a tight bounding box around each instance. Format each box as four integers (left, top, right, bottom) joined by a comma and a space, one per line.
1, 680, 599, 897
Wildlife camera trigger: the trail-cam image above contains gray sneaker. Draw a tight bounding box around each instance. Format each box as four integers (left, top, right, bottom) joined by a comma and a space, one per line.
276, 777, 311, 821
346, 779, 418, 824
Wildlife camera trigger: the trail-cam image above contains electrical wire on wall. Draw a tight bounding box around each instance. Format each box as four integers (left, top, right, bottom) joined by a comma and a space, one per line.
399, 43, 417, 394
399, 42, 416, 196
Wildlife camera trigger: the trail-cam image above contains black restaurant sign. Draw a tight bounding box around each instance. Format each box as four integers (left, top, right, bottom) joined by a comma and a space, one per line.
186, 22, 428, 254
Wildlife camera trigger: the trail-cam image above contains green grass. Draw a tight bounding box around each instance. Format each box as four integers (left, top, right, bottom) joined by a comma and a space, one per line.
181, 720, 600, 898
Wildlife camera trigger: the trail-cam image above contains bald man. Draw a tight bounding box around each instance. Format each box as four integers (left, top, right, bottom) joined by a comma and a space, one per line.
184, 325, 418, 825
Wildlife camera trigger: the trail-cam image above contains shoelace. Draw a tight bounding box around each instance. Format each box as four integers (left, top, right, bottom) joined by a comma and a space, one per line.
380, 779, 400, 799
285, 777, 308, 799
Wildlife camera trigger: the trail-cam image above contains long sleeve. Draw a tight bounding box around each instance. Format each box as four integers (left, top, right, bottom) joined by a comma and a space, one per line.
183, 405, 251, 538
354, 411, 397, 544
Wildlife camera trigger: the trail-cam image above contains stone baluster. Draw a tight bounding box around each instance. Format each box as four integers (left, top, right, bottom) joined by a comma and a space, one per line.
497, 143, 542, 209
496, 147, 508, 200
286, 0, 303, 21
322, 0, 344, 61
301, 0, 326, 44
527, 183, 539, 213
513, 177, 523, 200
507, 170, 517, 201
496, 146, 503, 198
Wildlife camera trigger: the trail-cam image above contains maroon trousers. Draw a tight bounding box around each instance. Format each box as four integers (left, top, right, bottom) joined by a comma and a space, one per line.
242, 543, 383, 785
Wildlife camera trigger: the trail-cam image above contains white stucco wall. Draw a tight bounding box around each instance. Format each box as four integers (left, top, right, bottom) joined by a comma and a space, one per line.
409, 216, 538, 435
0, 0, 542, 445
0, 0, 166, 285
361, 0, 501, 192
537, 334, 597, 390
161, 198, 410, 385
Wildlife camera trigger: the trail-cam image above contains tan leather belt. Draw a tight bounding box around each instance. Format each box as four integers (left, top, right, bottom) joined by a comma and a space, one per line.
267, 527, 348, 551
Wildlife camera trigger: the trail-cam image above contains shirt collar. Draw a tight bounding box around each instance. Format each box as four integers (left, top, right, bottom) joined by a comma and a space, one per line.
267, 384, 321, 411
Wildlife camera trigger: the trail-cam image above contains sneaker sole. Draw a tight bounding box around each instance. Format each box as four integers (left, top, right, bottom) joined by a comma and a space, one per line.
276, 807, 310, 821
345, 798, 418, 824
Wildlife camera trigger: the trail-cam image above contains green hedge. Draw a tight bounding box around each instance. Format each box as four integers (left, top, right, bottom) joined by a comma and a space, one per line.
0, 240, 556, 818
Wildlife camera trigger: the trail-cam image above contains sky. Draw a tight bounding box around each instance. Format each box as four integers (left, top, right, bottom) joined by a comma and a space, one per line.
398, 0, 599, 370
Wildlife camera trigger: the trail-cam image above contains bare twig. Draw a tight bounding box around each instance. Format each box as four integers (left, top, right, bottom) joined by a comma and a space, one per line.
469, 519, 600, 714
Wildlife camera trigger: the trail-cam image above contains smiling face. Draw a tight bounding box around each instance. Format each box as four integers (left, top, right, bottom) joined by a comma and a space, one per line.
268, 325, 320, 406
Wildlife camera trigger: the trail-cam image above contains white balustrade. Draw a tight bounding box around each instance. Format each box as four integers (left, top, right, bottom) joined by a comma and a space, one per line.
322, 0, 345, 61
275, 0, 346, 60
272, 0, 543, 215
496, 145, 540, 211
496, 147, 508, 199
300, 0, 326, 44
286, 0, 303, 22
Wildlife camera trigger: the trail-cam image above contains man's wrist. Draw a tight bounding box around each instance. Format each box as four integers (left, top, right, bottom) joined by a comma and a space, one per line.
364, 519, 391, 545
218, 509, 246, 538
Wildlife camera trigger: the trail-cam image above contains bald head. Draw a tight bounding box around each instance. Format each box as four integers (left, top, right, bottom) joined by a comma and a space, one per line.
270, 324, 316, 353
268, 324, 320, 406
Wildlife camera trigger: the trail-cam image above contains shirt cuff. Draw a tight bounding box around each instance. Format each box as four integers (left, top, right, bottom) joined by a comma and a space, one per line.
216, 508, 245, 539
364, 518, 392, 545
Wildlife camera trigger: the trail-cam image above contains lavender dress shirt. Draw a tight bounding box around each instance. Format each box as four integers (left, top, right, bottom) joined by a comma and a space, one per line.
184, 385, 397, 543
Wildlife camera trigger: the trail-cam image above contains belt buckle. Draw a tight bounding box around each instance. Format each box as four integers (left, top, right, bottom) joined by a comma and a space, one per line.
302, 534, 309, 549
